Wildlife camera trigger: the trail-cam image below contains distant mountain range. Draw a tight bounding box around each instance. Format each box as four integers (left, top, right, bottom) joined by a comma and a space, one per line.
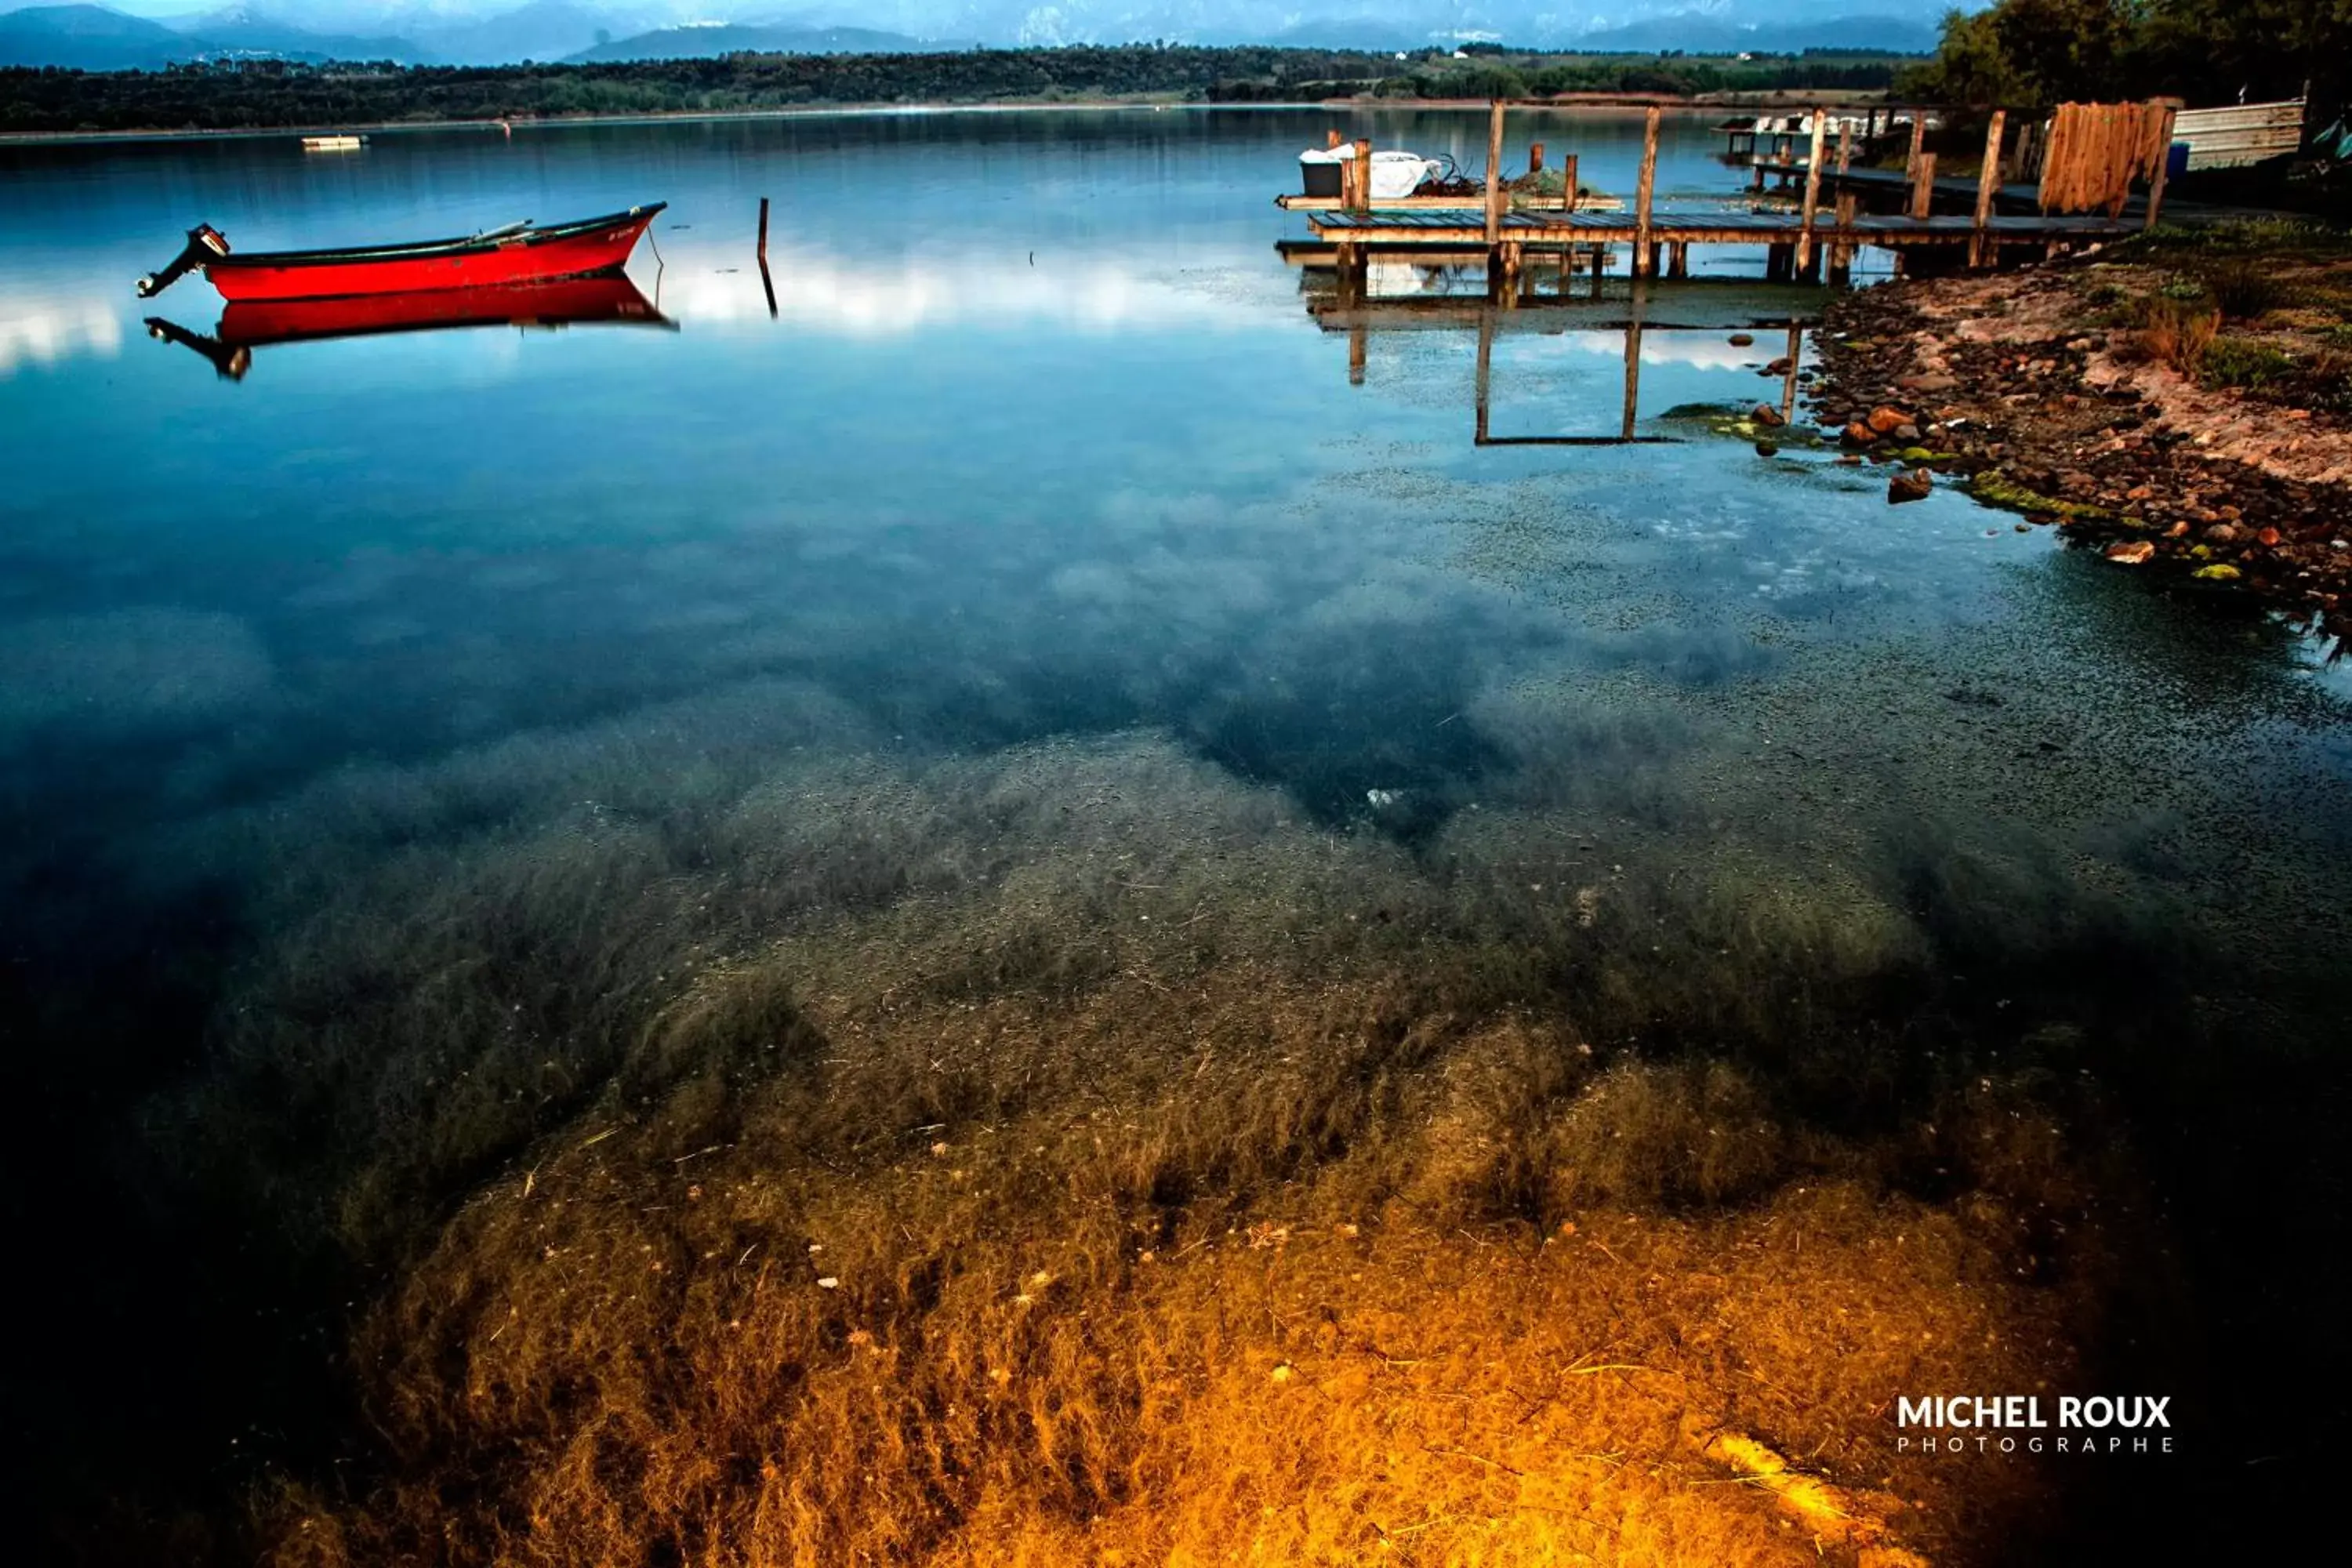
0, 3, 415, 66
564, 22, 938, 64
0, 2, 1951, 71
1580, 13, 1941, 55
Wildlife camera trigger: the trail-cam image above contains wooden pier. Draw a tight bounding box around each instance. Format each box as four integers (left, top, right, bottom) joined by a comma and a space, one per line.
1294, 101, 2152, 290
1308, 209, 2133, 278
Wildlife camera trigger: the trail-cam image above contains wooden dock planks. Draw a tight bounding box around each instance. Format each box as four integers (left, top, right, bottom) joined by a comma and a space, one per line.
1304, 208, 2131, 250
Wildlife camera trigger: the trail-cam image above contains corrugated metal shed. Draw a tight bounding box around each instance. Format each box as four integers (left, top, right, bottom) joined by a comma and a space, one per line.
2172, 99, 2306, 170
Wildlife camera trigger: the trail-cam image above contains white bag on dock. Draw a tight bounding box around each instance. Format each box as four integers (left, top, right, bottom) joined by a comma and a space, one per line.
1368, 151, 1436, 199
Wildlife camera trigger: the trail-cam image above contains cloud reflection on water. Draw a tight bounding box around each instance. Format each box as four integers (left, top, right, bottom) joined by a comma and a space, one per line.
661, 242, 1275, 334
0, 291, 122, 376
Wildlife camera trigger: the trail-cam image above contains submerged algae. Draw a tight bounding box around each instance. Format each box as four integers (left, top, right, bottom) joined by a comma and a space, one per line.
1967, 470, 2118, 522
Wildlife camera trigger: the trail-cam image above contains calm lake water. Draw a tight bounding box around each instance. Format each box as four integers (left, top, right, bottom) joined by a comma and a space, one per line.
2, 108, 2349, 1554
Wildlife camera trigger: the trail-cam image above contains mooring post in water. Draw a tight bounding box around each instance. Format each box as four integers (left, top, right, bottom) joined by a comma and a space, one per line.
1327, 128, 1341, 149
1484, 100, 1507, 245
1348, 319, 1367, 385
1830, 188, 1858, 284
1910, 151, 1936, 220
757, 197, 769, 265
1529, 141, 1544, 176
1352, 138, 1373, 216
1796, 107, 1828, 273
1837, 122, 1853, 176
1970, 109, 2005, 267
1905, 111, 1926, 184
2144, 98, 2181, 230
1781, 321, 1802, 423
1562, 151, 1580, 212
1633, 105, 1661, 277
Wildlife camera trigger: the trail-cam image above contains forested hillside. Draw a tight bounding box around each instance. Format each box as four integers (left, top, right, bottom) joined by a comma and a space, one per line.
0, 43, 1909, 134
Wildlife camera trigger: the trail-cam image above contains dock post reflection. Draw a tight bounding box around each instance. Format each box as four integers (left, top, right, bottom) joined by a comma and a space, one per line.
1475, 306, 1492, 444
1622, 284, 1646, 441
1470, 300, 1685, 448
1290, 246, 1815, 450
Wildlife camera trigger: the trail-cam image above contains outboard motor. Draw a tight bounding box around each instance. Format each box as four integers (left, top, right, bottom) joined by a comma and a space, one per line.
136, 224, 230, 299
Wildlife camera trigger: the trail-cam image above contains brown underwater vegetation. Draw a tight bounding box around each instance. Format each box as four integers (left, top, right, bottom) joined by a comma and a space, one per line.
98, 660, 2216, 1568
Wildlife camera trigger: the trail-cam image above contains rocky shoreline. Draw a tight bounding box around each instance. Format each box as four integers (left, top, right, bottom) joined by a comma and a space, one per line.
1801, 246, 2352, 652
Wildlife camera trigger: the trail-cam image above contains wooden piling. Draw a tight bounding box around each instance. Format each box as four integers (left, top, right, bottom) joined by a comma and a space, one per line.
1796, 107, 1828, 271
1970, 109, 2005, 267
1484, 100, 1508, 245
1905, 112, 1926, 183
757, 196, 769, 265
1830, 188, 1857, 283
1562, 151, 1579, 212
1494, 241, 1525, 308
1529, 141, 1544, 175
1352, 138, 1373, 216
1633, 106, 1661, 277
1327, 128, 1342, 149
1909, 151, 1936, 220
1780, 321, 1802, 423
2144, 100, 2180, 230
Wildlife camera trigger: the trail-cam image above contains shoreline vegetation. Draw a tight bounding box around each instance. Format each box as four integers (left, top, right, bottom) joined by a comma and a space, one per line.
0, 44, 1915, 136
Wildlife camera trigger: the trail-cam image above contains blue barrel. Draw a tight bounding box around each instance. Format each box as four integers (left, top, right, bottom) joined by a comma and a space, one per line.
2166, 140, 2190, 179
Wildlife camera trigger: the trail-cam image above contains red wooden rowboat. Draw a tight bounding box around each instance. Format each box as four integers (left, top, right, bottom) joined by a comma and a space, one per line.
136, 203, 665, 302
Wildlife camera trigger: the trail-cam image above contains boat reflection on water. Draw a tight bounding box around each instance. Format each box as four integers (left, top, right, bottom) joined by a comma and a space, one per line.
142, 273, 676, 381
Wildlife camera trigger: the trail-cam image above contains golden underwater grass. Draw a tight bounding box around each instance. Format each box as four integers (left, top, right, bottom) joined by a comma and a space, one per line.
161, 718, 2147, 1567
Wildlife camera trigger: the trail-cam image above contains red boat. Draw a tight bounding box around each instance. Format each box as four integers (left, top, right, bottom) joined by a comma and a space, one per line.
143, 274, 675, 380
136, 203, 666, 302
